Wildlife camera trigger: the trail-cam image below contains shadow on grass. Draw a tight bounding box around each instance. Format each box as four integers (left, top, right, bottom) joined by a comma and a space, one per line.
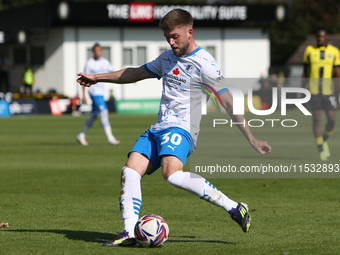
168, 236, 235, 245
4, 230, 235, 245
4, 229, 117, 244
211, 155, 307, 160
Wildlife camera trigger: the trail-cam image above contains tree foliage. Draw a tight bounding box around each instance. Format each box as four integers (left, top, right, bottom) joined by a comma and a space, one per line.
270, 0, 340, 65
0, 0, 42, 10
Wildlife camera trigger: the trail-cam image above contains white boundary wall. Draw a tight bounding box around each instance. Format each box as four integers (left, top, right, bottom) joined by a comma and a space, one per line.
17, 26, 270, 100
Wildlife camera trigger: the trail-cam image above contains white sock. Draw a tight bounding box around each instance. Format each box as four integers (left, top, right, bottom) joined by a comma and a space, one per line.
104, 126, 116, 142
77, 132, 85, 139
119, 167, 142, 237
166, 171, 237, 211
100, 110, 115, 142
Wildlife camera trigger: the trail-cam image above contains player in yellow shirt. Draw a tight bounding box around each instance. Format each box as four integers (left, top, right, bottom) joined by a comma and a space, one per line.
302, 27, 340, 161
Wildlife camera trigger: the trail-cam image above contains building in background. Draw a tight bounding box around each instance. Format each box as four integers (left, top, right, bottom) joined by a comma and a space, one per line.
0, 1, 287, 108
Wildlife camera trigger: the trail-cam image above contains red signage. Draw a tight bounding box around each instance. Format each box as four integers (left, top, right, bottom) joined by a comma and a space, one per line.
129, 2, 154, 22
49, 98, 63, 116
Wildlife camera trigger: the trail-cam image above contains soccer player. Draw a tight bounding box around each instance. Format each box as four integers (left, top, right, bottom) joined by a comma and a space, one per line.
76, 43, 120, 146
22, 62, 34, 95
77, 9, 271, 246
302, 27, 340, 161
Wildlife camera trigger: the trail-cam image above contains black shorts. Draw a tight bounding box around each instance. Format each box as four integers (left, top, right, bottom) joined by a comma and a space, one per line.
309, 95, 338, 111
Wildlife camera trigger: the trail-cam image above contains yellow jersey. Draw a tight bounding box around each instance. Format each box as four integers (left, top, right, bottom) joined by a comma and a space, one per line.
23, 68, 34, 85
303, 44, 340, 95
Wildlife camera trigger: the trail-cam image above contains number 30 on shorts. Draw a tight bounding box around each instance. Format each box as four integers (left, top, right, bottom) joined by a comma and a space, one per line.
161, 132, 182, 146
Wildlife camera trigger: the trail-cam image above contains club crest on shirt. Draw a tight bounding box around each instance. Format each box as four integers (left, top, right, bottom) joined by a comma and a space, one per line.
185, 64, 194, 74
328, 54, 333, 59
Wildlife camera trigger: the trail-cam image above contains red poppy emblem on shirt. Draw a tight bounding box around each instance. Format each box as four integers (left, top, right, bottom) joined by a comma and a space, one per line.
172, 68, 180, 75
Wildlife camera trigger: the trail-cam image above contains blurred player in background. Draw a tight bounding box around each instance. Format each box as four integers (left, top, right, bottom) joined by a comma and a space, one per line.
302, 27, 340, 161
22, 62, 34, 95
77, 9, 271, 246
76, 43, 119, 146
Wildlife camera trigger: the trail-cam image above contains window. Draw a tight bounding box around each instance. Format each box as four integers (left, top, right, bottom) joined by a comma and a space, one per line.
31, 47, 44, 66
122, 46, 148, 66
123, 48, 133, 66
86, 46, 111, 62
206, 46, 216, 58
14, 48, 26, 65
136, 46, 146, 66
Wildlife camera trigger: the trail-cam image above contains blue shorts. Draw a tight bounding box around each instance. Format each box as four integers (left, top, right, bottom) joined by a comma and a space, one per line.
90, 95, 108, 114
129, 127, 195, 174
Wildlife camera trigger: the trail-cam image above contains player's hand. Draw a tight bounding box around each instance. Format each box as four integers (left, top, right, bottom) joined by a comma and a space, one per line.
83, 97, 87, 105
77, 72, 96, 87
250, 140, 272, 155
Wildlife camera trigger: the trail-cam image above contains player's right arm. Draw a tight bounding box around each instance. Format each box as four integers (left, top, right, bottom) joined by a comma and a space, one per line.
302, 64, 308, 88
77, 65, 154, 87
82, 85, 87, 104
82, 60, 91, 103
302, 46, 311, 88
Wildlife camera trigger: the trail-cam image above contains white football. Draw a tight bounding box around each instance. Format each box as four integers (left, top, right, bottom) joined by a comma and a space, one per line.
134, 214, 169, 248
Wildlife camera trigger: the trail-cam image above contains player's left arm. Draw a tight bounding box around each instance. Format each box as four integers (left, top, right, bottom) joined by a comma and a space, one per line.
335, 66, 340, 89
335, 66, 340, 108
219, 91, 272, 155
333, 48, 340, 106
77, 65, 154, 87
302, 46, 311, 88
334, 51, 340, 90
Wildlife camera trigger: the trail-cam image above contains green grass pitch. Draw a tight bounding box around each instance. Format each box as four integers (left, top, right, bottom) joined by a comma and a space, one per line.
0, 110, 339, 255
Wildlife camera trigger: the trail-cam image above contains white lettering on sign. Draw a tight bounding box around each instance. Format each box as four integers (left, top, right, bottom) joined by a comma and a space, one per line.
108, 4, 248, 21
154, 5, 247, 20
107, 4, 129, 19
0, 31, 4, 43
218, 6, 247, 20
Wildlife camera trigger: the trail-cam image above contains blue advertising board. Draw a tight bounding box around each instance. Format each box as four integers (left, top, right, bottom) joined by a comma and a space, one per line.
0, 100, 10, 117
9, 99, 36, 115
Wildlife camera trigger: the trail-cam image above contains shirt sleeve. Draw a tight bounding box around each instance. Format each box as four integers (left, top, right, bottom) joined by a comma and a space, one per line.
144, 52, 167, 80
303, 46, 311, 64
201, 60, 228, 95
334, 48, 340, 67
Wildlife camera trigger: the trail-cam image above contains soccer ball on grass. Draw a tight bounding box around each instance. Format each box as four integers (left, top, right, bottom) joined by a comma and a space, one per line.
134, 214, 169, 248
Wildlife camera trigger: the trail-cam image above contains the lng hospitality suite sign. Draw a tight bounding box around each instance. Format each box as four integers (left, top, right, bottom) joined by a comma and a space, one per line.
48, 2, 287, 27
0, 2, 287, 41
107, 3, 287, 23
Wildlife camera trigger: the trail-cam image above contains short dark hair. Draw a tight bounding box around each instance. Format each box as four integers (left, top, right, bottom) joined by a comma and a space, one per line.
92, 42, 101, 51
159, 9, 194, 32
315, 26, 328, 34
